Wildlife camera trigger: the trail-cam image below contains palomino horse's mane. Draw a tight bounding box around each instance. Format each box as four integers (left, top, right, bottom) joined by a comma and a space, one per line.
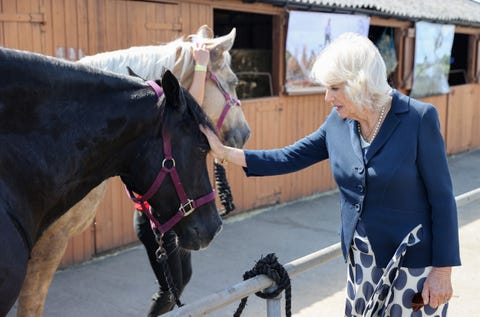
79, 35, 233, 87
79, 38, 195, 83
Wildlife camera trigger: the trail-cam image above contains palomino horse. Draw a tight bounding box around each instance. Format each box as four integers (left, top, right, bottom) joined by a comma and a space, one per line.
15, 26, 249, 316
0, 47, 222, 316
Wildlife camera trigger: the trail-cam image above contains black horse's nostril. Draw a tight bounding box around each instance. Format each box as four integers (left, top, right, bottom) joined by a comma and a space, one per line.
214, 223, 223, 237
194, 226, 200, 239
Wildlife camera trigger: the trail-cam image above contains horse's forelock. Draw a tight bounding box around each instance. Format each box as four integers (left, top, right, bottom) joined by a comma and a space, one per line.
172, 41, 195, 83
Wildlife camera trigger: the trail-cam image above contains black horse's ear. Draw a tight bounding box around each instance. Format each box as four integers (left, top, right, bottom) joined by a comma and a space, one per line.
161, 70, 185, 112
126, 66, 146, 80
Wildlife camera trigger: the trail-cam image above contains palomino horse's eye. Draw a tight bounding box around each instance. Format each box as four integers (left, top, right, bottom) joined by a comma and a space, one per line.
231, 78, 239, 87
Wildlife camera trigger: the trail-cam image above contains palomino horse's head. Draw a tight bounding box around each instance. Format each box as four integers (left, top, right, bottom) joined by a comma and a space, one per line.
186, 25, 250, 148
122, 70, 222, 250
79, 26, 250, 149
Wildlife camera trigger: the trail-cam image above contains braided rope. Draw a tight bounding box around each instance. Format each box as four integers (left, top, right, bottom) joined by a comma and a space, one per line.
214, 161, 235, 216
154, 231, 184, 309
150, 162, 236, 312
233, 253, 292, 317
160, 260, 184, 308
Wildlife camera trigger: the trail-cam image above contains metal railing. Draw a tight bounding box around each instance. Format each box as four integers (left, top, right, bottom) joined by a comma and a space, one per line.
164, 188, 480, 317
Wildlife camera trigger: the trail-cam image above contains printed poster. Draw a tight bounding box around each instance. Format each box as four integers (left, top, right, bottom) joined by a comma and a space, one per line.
285, 11, 370, 95
410, 21, 455, 98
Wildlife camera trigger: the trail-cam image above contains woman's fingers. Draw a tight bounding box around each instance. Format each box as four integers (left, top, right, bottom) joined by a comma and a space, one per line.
199, 125, 223, 158
421, 267, 453, 308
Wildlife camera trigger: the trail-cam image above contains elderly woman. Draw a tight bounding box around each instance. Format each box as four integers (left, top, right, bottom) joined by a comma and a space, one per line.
201, 32, 460, 316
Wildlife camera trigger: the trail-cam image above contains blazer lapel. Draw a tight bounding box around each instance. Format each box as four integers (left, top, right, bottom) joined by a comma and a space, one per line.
365, 90, 408, 164
349, 119, 364, 163
364, 111, 399, 164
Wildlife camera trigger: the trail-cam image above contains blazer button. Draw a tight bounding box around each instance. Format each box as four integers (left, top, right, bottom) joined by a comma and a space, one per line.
356, 185, 364, 193
354, 203, 361, 212
354, 166, 364, 174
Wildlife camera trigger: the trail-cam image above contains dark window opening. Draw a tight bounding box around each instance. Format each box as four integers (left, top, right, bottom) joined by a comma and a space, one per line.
214, 9, 273, 99
449, 33, 469, 86
369, 26, 399, 87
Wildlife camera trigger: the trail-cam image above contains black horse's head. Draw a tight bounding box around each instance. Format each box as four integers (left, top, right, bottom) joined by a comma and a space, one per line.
121, 70, 222, 250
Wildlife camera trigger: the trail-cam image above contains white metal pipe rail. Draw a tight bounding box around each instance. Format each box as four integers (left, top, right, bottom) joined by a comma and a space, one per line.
164, 188, 480, 317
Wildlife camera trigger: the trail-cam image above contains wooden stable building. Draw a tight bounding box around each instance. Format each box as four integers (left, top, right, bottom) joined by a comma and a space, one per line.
1, 0, 479, 266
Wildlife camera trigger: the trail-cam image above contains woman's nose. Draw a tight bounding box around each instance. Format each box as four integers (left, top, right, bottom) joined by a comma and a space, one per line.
324, 89, 334, 102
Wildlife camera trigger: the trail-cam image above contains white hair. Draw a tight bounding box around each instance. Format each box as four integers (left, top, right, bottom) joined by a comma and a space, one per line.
310, 32, 392, 111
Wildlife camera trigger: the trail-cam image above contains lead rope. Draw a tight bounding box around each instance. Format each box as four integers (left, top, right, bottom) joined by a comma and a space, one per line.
233, 253, 292, 317
150, 227, 184, 309
158, 251, 184, 308
160, 161, 231, 309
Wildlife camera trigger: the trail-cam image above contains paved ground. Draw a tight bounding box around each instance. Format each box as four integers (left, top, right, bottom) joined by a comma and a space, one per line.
7, 148, 480, 317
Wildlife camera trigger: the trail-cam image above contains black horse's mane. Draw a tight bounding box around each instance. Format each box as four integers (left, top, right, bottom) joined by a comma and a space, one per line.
0, 47, 141, 92
0, 47, 216, 139
180, 87, 215, 132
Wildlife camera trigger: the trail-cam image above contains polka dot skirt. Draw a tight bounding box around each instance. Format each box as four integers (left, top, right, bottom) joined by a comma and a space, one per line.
344, 222, 448, 317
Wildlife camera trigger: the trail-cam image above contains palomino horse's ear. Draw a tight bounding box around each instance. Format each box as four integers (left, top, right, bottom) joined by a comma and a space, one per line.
208, 27, 236, 63
196, 24, 213, 39
161, 69, 185, 112
126, 66, 146, 80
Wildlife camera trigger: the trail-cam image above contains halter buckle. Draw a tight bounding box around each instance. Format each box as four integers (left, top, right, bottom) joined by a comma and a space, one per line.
228, 97, 241, 107
179, 199, 195, 216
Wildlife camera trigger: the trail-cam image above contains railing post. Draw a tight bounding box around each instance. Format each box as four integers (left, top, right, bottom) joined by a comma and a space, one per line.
266, 283, 282, 317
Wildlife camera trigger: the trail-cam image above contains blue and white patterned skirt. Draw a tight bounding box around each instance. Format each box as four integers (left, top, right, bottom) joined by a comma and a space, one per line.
344, 222, 448, 317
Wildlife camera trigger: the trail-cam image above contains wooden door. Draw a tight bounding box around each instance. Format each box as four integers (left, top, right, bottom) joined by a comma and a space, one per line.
0, 0, 45, 52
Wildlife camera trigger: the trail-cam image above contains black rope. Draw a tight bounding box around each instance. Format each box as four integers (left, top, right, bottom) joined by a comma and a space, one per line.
149, 161, 235, 311
159, 260, 183, 308
233, 253, 292, 317
153, 230, 183, 309
214, 161, 236, 216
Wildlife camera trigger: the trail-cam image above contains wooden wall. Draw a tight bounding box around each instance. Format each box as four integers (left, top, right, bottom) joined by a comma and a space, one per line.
1, 0, 479, 267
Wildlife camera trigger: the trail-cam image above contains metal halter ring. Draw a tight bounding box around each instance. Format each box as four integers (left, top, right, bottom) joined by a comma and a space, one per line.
162, 157, 175, 170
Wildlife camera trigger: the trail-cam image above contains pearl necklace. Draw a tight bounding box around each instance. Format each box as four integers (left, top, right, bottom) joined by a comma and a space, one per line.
357, 104, 386, 143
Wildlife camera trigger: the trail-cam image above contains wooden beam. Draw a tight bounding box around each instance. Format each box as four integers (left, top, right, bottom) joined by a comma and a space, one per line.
455, 25, 480, 35
0, 13, 44, 23
145, 22, 182, 31
370, 16, 412, 28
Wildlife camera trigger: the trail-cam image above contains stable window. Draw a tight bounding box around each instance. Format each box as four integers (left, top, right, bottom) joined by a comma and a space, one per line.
214, 9, 275, 99
449, 33, 471, 85
367, 17, 415, 93
369, 25, 399, 87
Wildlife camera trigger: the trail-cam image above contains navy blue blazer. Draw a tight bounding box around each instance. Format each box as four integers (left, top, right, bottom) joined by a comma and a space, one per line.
244, 90, 461, 268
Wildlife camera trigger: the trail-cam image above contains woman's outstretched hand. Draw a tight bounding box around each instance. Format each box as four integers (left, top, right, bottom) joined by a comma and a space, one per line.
199, 125, 225, 160
199, 125, 247, 167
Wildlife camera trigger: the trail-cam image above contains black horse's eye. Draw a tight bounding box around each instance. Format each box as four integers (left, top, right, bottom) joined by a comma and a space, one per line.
199, 142, 210, 154
198, 133, 210, 153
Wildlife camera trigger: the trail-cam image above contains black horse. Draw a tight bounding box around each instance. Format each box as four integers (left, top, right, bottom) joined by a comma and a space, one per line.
0, 47, 222, 315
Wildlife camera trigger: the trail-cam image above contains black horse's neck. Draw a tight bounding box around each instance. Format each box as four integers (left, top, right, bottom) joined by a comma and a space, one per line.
0, 47, 162, 242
